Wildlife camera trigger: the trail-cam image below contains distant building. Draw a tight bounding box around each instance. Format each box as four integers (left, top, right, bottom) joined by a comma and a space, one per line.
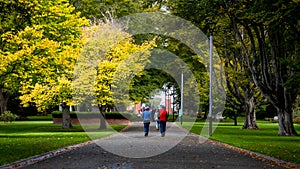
131, 89, 174, 115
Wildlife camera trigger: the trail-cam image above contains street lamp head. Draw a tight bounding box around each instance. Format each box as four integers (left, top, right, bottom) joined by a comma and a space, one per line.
207, 21, 216, 34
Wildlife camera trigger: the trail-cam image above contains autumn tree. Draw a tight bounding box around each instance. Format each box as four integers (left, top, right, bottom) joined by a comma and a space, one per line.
73, 22, 154, 129
3, 0, 89, 128
0, 0, 35, 114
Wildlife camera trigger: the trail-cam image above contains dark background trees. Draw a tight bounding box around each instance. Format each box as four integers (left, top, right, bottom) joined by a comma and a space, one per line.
169, 0, 299, 135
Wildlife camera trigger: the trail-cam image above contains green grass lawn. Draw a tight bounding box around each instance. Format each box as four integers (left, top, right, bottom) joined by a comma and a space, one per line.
0, 119, 127, 166
1, 116, 299, 166
181, 119, 300, 165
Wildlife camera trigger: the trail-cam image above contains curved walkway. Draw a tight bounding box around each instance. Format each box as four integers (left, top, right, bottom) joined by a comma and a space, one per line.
2, 122, 299, 169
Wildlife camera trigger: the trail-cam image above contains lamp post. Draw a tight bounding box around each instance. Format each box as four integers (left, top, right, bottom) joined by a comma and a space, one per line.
164, 85, 167, 108
179, 66, 184, 125
167, 88, 170, 118
208, 22, 215, 136
172, 87, 175, 122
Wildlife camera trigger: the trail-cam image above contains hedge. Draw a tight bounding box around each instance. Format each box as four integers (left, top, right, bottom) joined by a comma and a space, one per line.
51, 111, 134, 120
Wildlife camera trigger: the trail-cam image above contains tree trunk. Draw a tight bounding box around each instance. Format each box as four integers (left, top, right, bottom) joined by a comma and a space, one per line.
0, 88, 9, 115
243, 110, 258, 129
61, 102, 72, 129
231, 21, 298, 135
233, 115, 237, 126
277, 108, 297, 136
243, 97, 259, 129
98, 104, 107, 130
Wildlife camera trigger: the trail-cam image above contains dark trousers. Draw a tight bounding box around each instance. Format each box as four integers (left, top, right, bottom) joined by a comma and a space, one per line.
144, 122, 150, 133
160, 121, 166, 134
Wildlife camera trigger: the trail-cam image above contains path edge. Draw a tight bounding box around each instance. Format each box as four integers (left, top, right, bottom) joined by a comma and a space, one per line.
0, 140, 94, 169
181, 125, 300, 169
207, 139, 300, 169
0, 124, 131, 169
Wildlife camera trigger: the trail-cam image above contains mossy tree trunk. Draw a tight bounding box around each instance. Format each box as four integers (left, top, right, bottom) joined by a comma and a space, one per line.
0, 88, 9, 115
98, 104, 107, 130
61, 102, 72, 129
243, 97, 258, 129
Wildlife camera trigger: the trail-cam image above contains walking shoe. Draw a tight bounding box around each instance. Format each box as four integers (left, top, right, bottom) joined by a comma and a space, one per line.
144, 132, 148, 136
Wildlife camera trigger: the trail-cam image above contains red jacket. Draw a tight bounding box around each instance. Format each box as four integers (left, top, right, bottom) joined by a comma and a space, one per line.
159, 109, 167, 122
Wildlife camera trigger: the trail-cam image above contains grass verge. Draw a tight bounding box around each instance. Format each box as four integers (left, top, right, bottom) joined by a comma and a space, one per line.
0, 120, 127, 166
181, 119, 300, 165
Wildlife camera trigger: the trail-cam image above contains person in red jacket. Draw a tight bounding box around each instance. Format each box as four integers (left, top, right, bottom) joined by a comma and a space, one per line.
159, 106, 168, 137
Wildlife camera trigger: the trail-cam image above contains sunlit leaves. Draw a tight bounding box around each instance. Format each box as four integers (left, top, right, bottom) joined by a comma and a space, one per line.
8, 0, 89, 112
73, 22, 154, 109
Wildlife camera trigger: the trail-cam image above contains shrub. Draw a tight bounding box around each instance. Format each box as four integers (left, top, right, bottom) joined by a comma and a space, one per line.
168, 114, 178, 122
264, 117, 279, 123
293, 117, 300, 124
105, 112, 133, 119
51, 111, 134, 120
51, 111, 78, 118
0, 111, 18, 122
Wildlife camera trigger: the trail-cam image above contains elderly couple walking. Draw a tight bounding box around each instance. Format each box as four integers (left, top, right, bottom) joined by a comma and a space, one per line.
142, 106, 168, 137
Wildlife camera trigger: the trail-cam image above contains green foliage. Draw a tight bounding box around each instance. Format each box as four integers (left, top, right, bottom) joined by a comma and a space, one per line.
133, 35, 209, 113
97, 0, 162, 18
169, 0, 300, 135
70, 0, 163, 20
129, 69, 175, 103
69, 0, 103, 19
0, 111, 18, 122
167, 114, 178, 122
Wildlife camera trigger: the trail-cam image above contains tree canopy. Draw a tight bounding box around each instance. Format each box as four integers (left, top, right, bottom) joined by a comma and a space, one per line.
169, 0, 300, 135
0, 0, 88, 117
1, 0, 299, 136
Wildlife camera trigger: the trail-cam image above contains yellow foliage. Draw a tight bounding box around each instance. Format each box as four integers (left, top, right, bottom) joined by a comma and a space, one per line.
0, 0, 89, 111
73, 23, 155, 108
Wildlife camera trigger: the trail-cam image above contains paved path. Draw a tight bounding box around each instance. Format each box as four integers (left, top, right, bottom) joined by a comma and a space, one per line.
5, 122, 299, 169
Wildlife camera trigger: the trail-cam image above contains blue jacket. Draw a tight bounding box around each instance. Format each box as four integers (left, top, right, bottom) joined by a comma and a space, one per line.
142, 110, 152, 123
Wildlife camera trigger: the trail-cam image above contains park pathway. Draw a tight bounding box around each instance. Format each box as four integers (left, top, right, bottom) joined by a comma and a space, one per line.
4, 122, 299, 169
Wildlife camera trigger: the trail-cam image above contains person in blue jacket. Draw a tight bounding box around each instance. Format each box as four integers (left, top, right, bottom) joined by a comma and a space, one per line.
142, 106, 152, 136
